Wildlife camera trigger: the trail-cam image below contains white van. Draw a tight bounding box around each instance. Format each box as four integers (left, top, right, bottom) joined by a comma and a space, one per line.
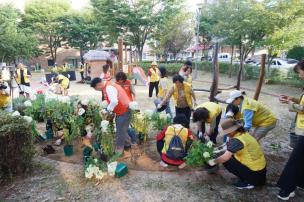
218, 53, 231, 63
209, 53, 231, 63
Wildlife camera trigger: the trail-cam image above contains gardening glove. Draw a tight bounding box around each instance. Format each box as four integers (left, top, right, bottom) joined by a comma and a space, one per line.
157, 104, 162, 109
207, 159, 217, 166
198, 131, 203, 139
204, 134, 210, 142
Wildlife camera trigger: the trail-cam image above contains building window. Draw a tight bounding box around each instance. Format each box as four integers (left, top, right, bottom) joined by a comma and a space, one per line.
48, 59, 55, 66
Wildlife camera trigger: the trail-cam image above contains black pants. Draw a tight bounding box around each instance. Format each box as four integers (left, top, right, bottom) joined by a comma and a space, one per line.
199, 113, 222, 143
277, 135, 304, 193
149, 81, 159, 97
223, 157, 266, 186
175, 107, 191, 128
80, 72, 84, 80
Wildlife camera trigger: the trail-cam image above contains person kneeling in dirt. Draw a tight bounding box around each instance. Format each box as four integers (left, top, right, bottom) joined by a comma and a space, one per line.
226, 90, 277, 141
156, 114, 194, 168
193, 102, 222, 144
208, 119, 267, 190
54, 74, 70, 96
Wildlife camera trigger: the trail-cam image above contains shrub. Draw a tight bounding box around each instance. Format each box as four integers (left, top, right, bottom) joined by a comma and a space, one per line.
0, 111, 35, 179
24, 94, 45, 122
287, 46, 304, 61
12, 97, 27, 115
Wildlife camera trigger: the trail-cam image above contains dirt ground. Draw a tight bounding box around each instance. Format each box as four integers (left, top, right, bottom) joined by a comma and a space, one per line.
1, 71, 304, 202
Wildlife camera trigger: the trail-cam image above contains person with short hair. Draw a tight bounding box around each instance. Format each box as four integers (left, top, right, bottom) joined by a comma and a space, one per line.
154, 67, 172, 117
208, 119, 267, 189
90, 77, 131, 155
226, 90, 277, 141
147, 61, 160, 98
276, 60, 304, 200
193, 102, 222, 143
156, 114, 193, 168
15, 63, 31, 97
158, 74, 197, 128
115, 71, 135, 101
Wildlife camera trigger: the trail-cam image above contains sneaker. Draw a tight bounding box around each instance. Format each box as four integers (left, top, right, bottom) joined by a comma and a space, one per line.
277, 190, 295, 201
233, 181, 254, 190
159, 161, 168, 168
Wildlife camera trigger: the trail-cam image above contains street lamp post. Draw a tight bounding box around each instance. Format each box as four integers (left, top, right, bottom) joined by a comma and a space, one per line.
193, 3, 203, 80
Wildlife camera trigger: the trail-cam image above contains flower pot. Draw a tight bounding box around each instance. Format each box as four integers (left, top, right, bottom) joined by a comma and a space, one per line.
64, 145, 74, 156
289, 132, 300, 149
45, 129, 53, 140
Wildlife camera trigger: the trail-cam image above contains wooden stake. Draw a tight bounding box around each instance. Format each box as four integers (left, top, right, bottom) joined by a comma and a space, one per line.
210, 42, 219, 102
118, 37, 123, 71
254, 54, 266, 101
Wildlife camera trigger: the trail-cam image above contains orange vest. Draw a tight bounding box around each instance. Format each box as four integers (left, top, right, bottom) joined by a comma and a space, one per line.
102, 81, 130, 116
116, 80, 134, 101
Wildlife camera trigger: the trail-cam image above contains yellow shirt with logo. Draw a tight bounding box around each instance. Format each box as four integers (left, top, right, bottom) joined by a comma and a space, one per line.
158, 77, 171, 99
149, 68, 160, 82
16, 68, 30, 84
241, 97, 277, 127
162, 125, 189, 154
172, 82, 193, 109
196, 102, 222, 123
57, 74, 69, 89
234, 132, 266, 171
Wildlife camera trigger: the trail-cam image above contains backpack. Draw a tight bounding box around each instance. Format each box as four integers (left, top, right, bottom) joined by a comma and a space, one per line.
166, 127, 186, 160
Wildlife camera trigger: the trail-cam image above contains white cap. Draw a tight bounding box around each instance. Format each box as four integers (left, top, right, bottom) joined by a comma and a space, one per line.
226, 90, 243, 104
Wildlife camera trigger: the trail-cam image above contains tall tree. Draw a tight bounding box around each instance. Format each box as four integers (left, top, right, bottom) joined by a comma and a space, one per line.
208, 0, 280, 89
22, 0, 70, 63
59, 11, 105, 63
151, 11, 193, 60
91, 0, 182, 61
0, 5, 39, 64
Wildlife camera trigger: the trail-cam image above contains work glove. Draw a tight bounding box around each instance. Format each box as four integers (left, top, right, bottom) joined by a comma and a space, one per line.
207, 159, 217, 166
198, 131, 203, 139
157, 104, 162, 109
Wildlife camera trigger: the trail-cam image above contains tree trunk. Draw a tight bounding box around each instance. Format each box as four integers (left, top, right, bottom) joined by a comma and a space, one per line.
118, 37, 123, 70
229, 45, 234, 78
236, 44, 243, 90
254, 54, 266, 100
80, 49, 84, 65
210, 42, 219, 102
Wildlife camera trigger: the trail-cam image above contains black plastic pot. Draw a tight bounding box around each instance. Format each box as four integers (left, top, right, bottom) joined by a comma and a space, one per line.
64, 145, 74, 156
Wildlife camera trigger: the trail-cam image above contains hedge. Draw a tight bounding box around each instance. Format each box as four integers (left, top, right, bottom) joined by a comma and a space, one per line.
139, 61, 303, 87
0, 111, 35, 179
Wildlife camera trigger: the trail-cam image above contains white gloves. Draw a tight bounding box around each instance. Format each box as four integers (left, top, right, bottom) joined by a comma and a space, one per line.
207, 159, 217, 166
157, 104, 162, 109
198, 131, 203, 139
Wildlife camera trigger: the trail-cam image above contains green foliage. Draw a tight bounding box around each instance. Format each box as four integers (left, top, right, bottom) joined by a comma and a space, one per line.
287, 46, 304, 61
100, 122, 115, 158
0, 5, 39, 63
12, 97, 27, 115
24, 94, 45, 122
0, 111, 35, 179
185, 141, 214, 167
91, 0, 182, 60
151, 113, 171, 131
151, 11, 193, 58
58, 11, 104, 58
23, 0, 70, 62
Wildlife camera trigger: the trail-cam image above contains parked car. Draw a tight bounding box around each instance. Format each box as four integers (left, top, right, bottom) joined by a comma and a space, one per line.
208, 53, 232, 63
269, 58, 298, 69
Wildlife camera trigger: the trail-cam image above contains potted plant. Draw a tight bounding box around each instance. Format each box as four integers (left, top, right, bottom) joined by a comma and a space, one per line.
63, 128, 73, 156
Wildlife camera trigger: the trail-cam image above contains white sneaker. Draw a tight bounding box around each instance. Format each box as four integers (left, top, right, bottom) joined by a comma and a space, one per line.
277, 190, 295, 201
159, 161, 168, 167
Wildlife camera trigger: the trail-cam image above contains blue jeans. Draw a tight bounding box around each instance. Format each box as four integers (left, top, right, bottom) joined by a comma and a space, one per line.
115, 110, 131, 150
128, 127, 137, 144
154, 98, 173, 118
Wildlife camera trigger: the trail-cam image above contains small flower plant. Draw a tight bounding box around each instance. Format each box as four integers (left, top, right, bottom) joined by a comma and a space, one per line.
185, 140, 215, 167
84, 157, 107, 180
